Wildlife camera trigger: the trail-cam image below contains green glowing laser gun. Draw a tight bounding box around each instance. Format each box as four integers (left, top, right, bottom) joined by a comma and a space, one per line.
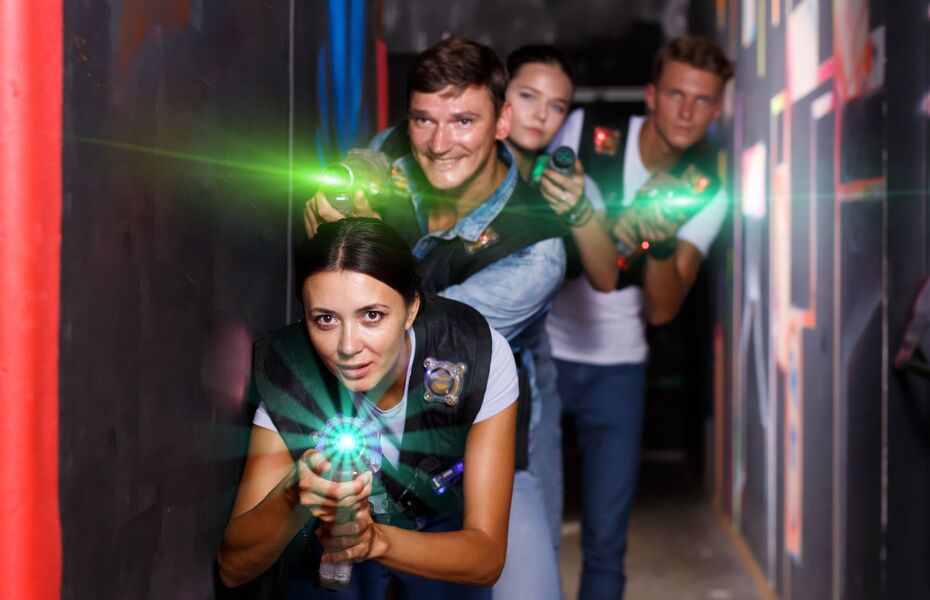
310, 415, 382, 590
530, 145, 576, 189
615, 162, 720, 269
318, 149, 394, 216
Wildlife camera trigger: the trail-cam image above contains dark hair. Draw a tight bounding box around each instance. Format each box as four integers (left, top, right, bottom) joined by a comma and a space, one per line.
296, 218, 420, 305
652, 35, 734, 84
507, 44, 576, 87
407, 36, 509, 116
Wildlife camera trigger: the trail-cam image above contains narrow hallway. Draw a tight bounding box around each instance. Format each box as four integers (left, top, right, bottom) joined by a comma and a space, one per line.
560, 462, 766, 600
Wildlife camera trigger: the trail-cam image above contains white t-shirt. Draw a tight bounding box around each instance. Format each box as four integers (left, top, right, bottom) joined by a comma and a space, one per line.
546, 112, 727, 365
253, 326, 518, 467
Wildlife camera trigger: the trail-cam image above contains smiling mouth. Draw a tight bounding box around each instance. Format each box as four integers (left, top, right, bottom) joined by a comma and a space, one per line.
338, 362, 373, 379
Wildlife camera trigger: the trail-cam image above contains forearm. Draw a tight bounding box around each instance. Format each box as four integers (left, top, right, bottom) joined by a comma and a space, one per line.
570, 214, 620, 291
643, 252, 688, 325
371, 524, 505, 586
218, 475, 309, 588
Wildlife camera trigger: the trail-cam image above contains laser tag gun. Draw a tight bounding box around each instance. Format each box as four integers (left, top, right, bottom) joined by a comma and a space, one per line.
530, 146, 576, 188
391, 457, 466, 525
319, 148, 395, 216
615, 160, 721, 272
309, 415, 382, 590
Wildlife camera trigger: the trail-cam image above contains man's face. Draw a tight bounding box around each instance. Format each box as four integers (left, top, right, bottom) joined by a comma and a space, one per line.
645, 60, 724, 152
407, 85, 512, 195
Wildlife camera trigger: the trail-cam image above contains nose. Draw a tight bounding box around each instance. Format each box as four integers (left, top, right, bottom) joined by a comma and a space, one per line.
337, 324, 362, 358
532, 101, 546, 123
428, 124, 452, 155
679, 98, 694, 120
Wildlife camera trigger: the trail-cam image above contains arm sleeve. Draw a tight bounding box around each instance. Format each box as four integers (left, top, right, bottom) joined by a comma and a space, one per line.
473, 327, 519, 423
438, 237, 566, 340
252, 401, 278, 432
676, 188, 728, 256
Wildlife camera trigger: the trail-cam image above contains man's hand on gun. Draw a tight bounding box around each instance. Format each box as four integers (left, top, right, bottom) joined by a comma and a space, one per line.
611, 200, 680, 250
303, 190, 380, 239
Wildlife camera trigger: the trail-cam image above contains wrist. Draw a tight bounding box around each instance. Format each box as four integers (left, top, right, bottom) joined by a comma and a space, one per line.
646, 237, 677, 260
369, 522, 391, 560
564, 196, 594, 227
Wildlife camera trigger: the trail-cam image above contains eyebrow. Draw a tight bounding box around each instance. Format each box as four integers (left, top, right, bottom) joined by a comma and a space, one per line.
516, 84, 570, 104
408, 109, 482, 121
309, 303, 390, 314
358, 304, 390, 312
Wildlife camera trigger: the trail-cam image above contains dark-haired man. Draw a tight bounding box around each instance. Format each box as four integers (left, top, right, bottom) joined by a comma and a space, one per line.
306, 36, 569, 599
546, 35, 733, 598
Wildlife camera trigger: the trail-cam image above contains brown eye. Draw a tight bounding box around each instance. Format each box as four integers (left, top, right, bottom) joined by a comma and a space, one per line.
363, 311, 384, 323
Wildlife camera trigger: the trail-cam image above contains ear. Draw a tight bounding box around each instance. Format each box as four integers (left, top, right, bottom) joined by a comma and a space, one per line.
495, 101, 513, 141
644, 83, 657, 114
710, 95, 724, 122
405, 293, 421, 330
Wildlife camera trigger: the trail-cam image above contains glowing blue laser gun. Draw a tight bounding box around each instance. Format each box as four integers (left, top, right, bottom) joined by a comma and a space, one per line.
309, 415, 382, 590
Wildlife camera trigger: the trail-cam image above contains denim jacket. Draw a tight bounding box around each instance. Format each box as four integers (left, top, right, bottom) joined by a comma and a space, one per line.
370, 129, 565, 437
370, 128, 567, 341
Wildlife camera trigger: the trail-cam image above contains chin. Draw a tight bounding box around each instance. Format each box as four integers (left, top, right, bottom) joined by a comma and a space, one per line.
424, 172, 466, 191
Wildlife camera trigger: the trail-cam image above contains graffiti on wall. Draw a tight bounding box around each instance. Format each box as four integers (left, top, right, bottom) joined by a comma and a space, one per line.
718, 0, 887, 589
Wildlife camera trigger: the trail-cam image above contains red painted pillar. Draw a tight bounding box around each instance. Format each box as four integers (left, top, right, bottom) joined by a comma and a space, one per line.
0, 0, 63, 598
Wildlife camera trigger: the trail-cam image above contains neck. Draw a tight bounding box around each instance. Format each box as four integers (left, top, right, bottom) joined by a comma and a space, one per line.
505, 140, 535, 181
639, 117, 684, 173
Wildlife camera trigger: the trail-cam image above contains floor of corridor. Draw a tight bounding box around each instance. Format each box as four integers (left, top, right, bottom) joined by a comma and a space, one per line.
558, 462, 763, 600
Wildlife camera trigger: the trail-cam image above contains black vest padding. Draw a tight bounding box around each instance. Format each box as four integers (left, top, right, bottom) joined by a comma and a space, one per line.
562, 106, 635, 281
577, 104, 636, 216
254, 296, 492, 525
413, 179, 569, 294
378, 296, 492, 523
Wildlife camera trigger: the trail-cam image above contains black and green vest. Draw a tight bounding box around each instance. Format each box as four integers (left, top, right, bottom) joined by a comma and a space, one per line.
252, 295, 492, 526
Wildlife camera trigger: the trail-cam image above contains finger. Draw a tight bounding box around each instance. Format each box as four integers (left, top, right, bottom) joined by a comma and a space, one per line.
299, 449, 331, 475
339, 471, 373, 501
303, 200, 319, 238
323, 520, 362, 537
538, 178, 570, 213
313, 191, 344, 222
541, 171, 584, 202
541, 168, 572, 190
573, 159, 585, 176
322, 544, 367, 564
352, 189, 375, 217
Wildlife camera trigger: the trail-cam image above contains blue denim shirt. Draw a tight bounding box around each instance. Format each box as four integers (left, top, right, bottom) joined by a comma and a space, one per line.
370, 127, 566, 341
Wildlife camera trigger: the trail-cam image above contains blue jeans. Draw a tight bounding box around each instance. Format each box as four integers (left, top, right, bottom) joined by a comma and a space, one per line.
493, 324, 564, 599
556, 359, 646, 600
492, 470, 562, 600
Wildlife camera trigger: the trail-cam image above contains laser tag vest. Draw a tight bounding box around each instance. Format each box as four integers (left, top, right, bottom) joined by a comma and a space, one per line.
252, 295, 492, 529
375, 126, 570, 292
563, 107, 720, 288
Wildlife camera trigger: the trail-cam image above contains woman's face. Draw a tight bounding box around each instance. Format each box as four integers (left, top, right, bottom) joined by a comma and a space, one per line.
505, 62, 573, 153
303, 270, 418, 394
